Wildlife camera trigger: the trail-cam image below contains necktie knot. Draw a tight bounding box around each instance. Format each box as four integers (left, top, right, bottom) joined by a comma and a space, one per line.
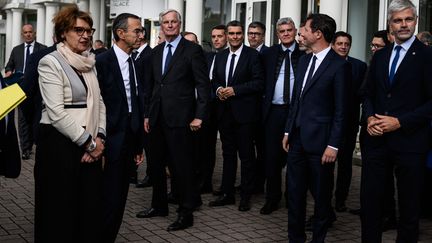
394, 45, 402, 53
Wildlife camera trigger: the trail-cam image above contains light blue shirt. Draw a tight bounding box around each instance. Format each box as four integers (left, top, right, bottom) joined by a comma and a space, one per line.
272, 42, 296, 104
162, 35, 182, 74
388, 35, 415, 76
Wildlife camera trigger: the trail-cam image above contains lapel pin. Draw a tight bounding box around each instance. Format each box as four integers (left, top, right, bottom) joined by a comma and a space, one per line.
412, 52, 416, 55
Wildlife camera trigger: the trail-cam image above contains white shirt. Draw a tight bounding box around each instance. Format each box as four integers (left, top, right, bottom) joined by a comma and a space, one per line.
113, 43, 137, 112
255, 43, 264, 52
388, 35, 415, 76
225, 44, 244, 86
162, 35, 182, 74
272, 42, 296, 104
134, 43, 148, 61
300, 45, 331, 94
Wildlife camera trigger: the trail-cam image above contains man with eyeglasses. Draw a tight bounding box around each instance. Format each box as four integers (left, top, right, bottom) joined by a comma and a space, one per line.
247, 21, 268, 53
260, 17, 304, 215
370, 30, 391, 54
5, 24, 47, 161
361, 0, 432, 242
209, 20, 264, 212
95, 13, 145, 243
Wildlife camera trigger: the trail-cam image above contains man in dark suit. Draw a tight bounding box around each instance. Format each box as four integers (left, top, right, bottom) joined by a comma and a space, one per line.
360, 1, 432, 242
95, 13, 145, 243
282, 14, 350, 242
209, 20, 264, 212
0, 77, 21, 179
260, 17, 304, 215
330, 31, 367, 212
139, 9, 210, 231
247, 21, 268, 53
5, 24, 46, 160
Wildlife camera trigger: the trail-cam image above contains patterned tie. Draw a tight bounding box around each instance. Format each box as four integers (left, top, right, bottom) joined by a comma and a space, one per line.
389, 45, 402, 85
227, 54, 236, 86
164, 44, 172, 74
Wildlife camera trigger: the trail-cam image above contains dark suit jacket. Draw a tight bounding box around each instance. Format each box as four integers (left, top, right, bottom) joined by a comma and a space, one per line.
261, 43, 304, 122
96, 48, 144, 161
362, 38, 432, 153
135, 44, 152, 113
285, 48, 350, 154
212, 45, 264, 124
5, 42, 47, 73
259, 44, 269, 53
145, 37, 210, 127
0, 79, 21, 178
345, 56, 367, 128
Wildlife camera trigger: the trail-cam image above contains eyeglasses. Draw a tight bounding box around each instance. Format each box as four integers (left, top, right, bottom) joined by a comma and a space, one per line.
247, 32, 262, 36
73, 27, 95, 36
370, 44, 385, 49
124, 28, 144, 35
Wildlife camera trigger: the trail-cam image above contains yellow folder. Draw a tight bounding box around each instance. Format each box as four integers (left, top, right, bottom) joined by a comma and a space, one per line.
0, 83, 27, 120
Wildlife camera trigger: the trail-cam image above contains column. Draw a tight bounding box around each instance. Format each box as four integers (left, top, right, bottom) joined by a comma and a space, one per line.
78, 0, 89, 12
5, 10, 12, 65
36, 4, 46, 45
280, 0, 301, 29
168, 0, 184, 25
89, 0, 101, 42
99, 0, 106, 42
45, 2, 59, 45
11, 9, 24, 49
320, 0, 343, 31
185, 0, 202, 42
378, 0, 388, 30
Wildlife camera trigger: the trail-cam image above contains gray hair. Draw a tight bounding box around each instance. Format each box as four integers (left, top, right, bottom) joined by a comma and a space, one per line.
159, 9, 182, 23
387, 0, 417, 22
276, 17, 296, 29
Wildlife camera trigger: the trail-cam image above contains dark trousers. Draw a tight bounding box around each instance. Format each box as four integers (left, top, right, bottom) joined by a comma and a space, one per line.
102, 129, 136, 243
254, 118, 265, 192
18, 107, 34, 153
264, 104, 289, 202
287, 128, 335, 243
360, 132, 425, 243
35, 125, 102, 243
334, 125, 359, 204
148, 120, 200, 214
219, 108, 256, 198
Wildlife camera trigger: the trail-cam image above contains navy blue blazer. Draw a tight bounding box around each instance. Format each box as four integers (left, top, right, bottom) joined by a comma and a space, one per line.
261, 43, 304, 122
346, 56, 367, 126
285, 48, 351, 154
212, 45, 264, 124
362, 38, 432, 153
96, 48, 144, 160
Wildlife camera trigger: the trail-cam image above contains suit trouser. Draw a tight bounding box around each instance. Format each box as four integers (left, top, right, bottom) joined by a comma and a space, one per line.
219, 109, 256, 199
102, 129, 136, 243
148, 121, 200, 214
360, 132, 425, 243
287, 128, 334, 243
18, 106, 34, 153
264, 104, 289, 202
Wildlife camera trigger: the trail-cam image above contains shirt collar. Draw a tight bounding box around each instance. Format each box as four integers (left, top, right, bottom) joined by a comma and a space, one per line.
314, 45, 331, 61
256, 43, 264, 52
113, 43, 131, 64
394, 34, 416, 52
165, 34, 182, 49
136, 43, 148, 53
25, 40, 35, 47
229, 44, 244, 56
281, 42, 296, 52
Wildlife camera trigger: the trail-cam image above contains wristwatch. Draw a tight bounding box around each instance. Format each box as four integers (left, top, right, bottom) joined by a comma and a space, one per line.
86, 139, 97, 152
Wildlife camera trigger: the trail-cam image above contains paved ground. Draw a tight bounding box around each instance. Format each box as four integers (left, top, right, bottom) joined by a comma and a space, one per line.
1, 142, 432, 243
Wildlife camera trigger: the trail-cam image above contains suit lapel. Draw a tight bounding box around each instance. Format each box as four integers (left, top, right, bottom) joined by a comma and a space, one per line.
391, 39, 420, 88
162, 38, 186, 80
153, 44, 164, 82
108, 49, 128, 103
217, 50, 229, 87
231, 46, 248, 83
301, 50, 333, 96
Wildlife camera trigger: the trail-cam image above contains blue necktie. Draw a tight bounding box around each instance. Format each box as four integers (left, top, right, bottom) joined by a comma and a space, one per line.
164, 43, 172, 74
389, 45, 402, 85
227, 54, 236, 85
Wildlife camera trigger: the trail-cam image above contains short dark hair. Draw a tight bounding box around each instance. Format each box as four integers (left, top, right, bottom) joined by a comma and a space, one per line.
226, 20, 244, 33
332, 31, 352, 45
112, 13, 141, 42
212, 24, 226, 32
306, 13, 336, 44
248, 21, 266, 34
373, 30, 391, 46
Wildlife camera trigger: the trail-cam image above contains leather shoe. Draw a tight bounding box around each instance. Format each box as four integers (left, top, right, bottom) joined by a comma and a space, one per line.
260, 201, 279, 215
335, 202, 347, 212
167, 214, 193, 231
136, 207, 168, 218
238, 198, 251, 212
209, 194, 235, 207
136, 175, 152, 188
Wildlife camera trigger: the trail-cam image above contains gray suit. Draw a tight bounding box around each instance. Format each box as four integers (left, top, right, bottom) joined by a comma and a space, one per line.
5, 42, 47, 73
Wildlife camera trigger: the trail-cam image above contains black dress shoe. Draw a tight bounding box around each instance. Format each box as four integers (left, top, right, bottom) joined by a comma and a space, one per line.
335, 202, 347, 212
349, 208, 361, 215
167, 214, 193, 231
136, 175, 152, 188
167, 192, 179, 204
209, 194, 235, 207
136, 207, 168, 218
381, 216, 397, 232
260, 201, 279, 215
238, 198, 251, 212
